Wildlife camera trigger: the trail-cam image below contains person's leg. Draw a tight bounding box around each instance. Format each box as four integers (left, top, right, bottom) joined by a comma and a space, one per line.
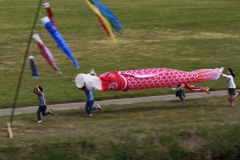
232, 94, 238, 100
85, 101, 92, 116
227, 93, 231, 104
230, 95, 236, 106
231, 89, 238, 100
178, 90, 184, 101
37, 106, 42, 121
176, 91, 179, 97
230, 89, 238, 107
182, 91, 186, 98
88, 100, 98, 111
41, 105, 50, 116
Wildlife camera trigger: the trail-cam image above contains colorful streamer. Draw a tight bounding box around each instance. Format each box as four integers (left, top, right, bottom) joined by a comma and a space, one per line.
169, 84, 211, 94
91, 0, 122, 31
43, 2, 57, 29
86, 0, 122, 42
32, 34, 61, 74
41, 16, 79, 69
29, 56, 38, 78
94, 6, 116, 39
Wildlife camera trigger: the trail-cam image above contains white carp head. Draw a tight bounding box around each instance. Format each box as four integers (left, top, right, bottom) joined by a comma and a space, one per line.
75, 73, 102, 90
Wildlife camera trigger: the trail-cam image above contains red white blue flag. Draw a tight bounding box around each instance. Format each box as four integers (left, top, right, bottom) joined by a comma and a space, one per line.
33, 34, 61, 73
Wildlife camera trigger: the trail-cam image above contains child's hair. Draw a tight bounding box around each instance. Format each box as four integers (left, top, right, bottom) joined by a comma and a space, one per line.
81, 86, 86, 90
38, 86, 43, 92
228, 68, 235, 78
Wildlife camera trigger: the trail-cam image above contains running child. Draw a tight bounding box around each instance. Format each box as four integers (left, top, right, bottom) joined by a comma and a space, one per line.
33, 85, 54, 123
78, 82, 101, 118
220, 68, 240, 107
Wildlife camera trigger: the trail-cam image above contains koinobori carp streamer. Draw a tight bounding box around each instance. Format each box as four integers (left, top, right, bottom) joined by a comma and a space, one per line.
32, 34, 61, 74
41, 16, 79, 69
75, 67, 223, 93
43, 2, 57, 29
29, 56, 39, 78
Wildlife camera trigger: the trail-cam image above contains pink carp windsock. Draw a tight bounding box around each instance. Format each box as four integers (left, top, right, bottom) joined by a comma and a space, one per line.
32, 34, 61, 74
29, 56, 38, 78
75, 67, 223, 92
44, 3, 57, 29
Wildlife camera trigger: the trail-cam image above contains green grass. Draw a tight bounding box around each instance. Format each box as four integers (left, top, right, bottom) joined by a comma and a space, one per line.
1, 97, 240, 159
1, 0, 240, 109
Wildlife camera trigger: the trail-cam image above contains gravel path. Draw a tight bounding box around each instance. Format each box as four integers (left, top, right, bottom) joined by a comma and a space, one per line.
0, 90, 227, 116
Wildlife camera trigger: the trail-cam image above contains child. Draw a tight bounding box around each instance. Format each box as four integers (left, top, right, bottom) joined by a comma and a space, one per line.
176, 84, 185, 102
78, 82, 101, 118
33, 85, 54, 123
220, 68, 240, 107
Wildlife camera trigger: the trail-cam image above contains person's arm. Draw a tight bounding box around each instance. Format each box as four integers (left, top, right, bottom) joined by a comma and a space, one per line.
33, 86, 38, 95
221, 73, 232, 79
84, 82, 89, 90
177, 84, 184, 91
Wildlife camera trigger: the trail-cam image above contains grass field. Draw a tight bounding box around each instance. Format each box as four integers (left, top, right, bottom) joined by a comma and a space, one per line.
1, 0, 240, 109
1, 97, 240, 159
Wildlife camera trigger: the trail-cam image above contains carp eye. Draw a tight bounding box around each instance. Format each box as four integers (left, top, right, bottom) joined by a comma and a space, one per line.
110, 86, 115, 90
108, 82, 119, 90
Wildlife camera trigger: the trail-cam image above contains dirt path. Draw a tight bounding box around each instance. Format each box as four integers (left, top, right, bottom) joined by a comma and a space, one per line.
0, 90, 227, 116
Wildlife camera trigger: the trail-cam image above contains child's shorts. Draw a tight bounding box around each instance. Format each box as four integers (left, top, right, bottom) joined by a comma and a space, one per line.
228, 88, 236, 95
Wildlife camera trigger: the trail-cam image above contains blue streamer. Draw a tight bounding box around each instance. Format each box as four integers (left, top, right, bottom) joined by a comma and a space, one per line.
93, 0, 123, 29
42, 17, 79, 68
29, 56, 38, 78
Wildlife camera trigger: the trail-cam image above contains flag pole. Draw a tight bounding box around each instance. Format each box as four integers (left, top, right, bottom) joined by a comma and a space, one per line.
9, 0, 43, 126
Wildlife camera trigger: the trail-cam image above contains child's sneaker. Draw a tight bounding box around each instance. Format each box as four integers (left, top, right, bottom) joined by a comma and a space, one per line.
231, 104, 235, 107
87, 115, 93, 118
37, 120, 42, 123
49, 109, 54, 116
237, 90, 240, 95
96, 104, 102, 111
